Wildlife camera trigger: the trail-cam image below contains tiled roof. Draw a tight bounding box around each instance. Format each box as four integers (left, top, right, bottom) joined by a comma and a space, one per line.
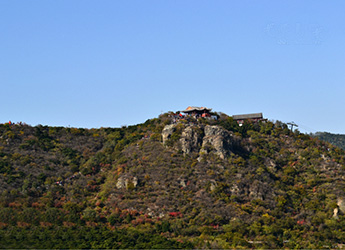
182, 106, 212, 113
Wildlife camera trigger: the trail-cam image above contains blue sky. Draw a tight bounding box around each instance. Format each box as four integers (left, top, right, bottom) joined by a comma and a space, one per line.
1, 1, 345, 133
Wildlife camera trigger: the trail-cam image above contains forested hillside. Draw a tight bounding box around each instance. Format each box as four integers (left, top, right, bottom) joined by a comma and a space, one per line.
1, 113, 345, 249
314, 132, 345, 150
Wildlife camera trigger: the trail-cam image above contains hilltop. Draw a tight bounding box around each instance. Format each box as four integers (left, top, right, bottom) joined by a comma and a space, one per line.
1, 112, 345, 248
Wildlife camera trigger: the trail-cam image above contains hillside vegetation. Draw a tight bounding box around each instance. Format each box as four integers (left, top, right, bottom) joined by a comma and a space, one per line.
1, 113, 345, 249
314, 132, 345, 150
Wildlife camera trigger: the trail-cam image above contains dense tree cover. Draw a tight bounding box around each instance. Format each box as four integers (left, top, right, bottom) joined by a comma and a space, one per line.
314, 132, 345, 150
1, 115, 345, 248
0, 225, 192, 249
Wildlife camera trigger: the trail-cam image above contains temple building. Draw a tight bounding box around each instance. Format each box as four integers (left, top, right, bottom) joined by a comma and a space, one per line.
181, 106, 212, 117
232, 113, 264, 126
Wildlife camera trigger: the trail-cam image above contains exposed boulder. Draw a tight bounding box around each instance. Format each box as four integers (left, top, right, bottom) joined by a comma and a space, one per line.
116, 177, 126, 189
116, 176, 138, 189
210, 180, 217, 192
333, 197, 345, 218
132, 177, 138, 188
337, 198, 345, 214
333, 207, 339, 219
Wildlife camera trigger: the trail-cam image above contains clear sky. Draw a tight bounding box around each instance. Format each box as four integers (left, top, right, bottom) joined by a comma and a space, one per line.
1, 1, 345, 133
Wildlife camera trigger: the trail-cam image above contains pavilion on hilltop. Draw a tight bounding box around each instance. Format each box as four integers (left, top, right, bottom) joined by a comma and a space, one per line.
181, 106, 212, 117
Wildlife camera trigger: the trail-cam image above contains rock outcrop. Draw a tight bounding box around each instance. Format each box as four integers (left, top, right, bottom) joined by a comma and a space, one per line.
116, 176, 126, 189
162, 124, 176, 145
116, 176, 138, 190
180, 126, 204, 154
333, 198, 345, 218
200, 125, 236, 159
162, 123, 239, 160
337, 198, 345, 214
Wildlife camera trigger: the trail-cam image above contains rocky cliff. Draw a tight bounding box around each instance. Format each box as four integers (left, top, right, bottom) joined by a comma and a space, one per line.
162, 123, 240, 160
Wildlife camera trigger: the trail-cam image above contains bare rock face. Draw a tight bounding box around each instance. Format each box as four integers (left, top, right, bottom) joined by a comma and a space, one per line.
180, 126, 203, 154
162, 124, 177, 145
200, 125, 235, 159
162, 123, 240, 160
